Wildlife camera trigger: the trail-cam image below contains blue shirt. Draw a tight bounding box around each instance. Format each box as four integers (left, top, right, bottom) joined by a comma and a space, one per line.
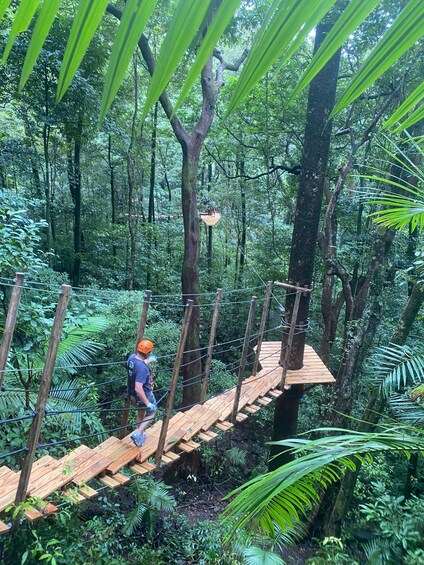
127, 353, 152, 397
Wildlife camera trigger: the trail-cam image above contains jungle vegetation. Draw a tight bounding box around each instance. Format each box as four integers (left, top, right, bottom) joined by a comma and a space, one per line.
0, 0, 424, 563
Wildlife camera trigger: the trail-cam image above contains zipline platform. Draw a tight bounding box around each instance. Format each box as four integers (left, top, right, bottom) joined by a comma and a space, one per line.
0, 343, 334, 534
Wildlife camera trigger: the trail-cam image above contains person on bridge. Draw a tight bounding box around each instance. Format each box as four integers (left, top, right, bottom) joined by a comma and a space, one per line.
127, 339, 157, 447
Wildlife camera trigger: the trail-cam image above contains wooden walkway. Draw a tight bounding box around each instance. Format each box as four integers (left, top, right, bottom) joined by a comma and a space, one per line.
0, 343, 334, 533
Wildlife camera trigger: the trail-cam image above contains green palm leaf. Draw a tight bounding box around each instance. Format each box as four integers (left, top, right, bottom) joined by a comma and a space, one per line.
389, 393, 424, 425
221, 427, 424, 538
225, 0, 337, 118
56, 0, 110, 103
288, 0, 381, 104
331, 0, 424, 119
369, 344, 424, 397
141, 0, 211, 122
172, 0, 240, 116
19, 0, 63, 91
99, 0, 159, 122
383, 81, 424, 131
1, 0, 41, 64
56, 316, 108, 370
243, 546, 285, 565
391, 103, 424, 135
0, 0, 12, 21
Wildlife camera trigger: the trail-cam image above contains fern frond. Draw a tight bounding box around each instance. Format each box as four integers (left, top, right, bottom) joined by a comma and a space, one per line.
222, 427, 424, 539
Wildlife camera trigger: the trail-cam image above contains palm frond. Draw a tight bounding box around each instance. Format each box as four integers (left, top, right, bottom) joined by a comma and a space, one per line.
368, 344, 424, 397
389, 393, 424, 425
242, 546, 285, 565
221, 427, 424, 538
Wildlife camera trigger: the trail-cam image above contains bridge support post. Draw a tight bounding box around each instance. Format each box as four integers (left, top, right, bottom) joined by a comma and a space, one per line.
155, 300, 193, 469
12, 284, 71, 530
231, 296, 257, 424
120, 290, 152, 439
252, 281, 273, 376
0, 273, 24, 387
279, 286, 304, 389
200, 288, 222, 402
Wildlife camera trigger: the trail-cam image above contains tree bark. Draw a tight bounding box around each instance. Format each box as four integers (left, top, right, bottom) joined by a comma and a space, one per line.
269, 23, 341, 470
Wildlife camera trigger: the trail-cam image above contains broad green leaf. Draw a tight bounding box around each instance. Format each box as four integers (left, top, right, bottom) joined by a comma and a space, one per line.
172, 0, 241, 116
0, 0, 12, 21
19, 0, 63, 91
289, 0, 381, 104
225, 0, 338, 118
56, 0, 110, 103
383, 82, 424, 130
99, 0, 159, 122
141, 0, 211, 121
331, 0, 424, 118
392, 103, 424, 134
1, 0, 41, 64
272, 0, 340, 78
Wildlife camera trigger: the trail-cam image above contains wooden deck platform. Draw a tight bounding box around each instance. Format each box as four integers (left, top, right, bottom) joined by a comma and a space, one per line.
0, 342, 334, 533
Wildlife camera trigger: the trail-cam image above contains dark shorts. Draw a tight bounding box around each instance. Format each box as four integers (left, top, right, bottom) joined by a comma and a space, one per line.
130, 390, 156, 415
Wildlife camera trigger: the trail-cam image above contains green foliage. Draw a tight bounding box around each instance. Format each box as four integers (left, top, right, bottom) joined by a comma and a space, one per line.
0, 195, 48, 277
124, 475, 176, 539
221, 427, 424, 539
306, 537, 358, 565
359, 488, 424, 561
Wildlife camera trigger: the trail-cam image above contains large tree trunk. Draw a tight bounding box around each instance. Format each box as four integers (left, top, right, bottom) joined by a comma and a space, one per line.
67, 116, 83, 287
181, 139, 203, 405
269, 23, 341, 470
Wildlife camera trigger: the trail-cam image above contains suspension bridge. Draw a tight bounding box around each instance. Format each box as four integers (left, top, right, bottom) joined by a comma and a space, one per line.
0, 276, 335, 534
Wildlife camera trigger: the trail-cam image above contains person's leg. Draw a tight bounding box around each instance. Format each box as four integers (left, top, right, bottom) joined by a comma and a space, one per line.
137, 409, 156, 434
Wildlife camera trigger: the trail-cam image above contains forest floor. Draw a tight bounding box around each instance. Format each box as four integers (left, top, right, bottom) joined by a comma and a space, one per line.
161, 413, 316, 564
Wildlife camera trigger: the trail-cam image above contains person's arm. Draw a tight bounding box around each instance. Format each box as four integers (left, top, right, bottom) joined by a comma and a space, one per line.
135, 381, 150, 405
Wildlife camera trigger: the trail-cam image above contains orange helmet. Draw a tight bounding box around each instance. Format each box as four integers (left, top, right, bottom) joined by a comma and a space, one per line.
137, 339, 154, 355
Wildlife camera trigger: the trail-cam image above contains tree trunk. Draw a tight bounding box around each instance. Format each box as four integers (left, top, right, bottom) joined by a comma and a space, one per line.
67, 116, 83, 287
269, 23, 341, 470
181, 139, 202, 405
108, 134, 117, 258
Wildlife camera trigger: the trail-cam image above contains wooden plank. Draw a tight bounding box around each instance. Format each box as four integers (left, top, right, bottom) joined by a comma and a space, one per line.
257, 397, 273, 406
197, 432, 215, 442
0, 457, 58, 511
111, 472, 130, 485
178, 444, 195, 453
215, 421, 233, 431
236, 413, 248, 423
130, 463, 151, 476
42, 502, 58, 515
25, 507, 43, 521
72, 452, 111, 485
139, 461, 155, 472
29, 446, 92, 501
244, 405, 260, 414
0, 521, 10, 535
77, 485, 98, 499
204, 430, 218, 439
161, 454, 174, 465
182, 406, 220, 441
99, 475, 122, 488
163, 451, 179, 461
63, 489, 86, 504
268, 389, 283, 398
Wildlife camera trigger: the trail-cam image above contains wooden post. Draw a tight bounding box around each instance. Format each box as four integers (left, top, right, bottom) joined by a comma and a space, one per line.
200, 288, 222, 402
13, 284, 71, 525
0, 273, 24, 387
155, 300, 193, 469
279, 288, 302, 389
252, 281, 273, 376
135, 290, 152, 349
120, 290, 152, 439
231, 296, 257, 424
